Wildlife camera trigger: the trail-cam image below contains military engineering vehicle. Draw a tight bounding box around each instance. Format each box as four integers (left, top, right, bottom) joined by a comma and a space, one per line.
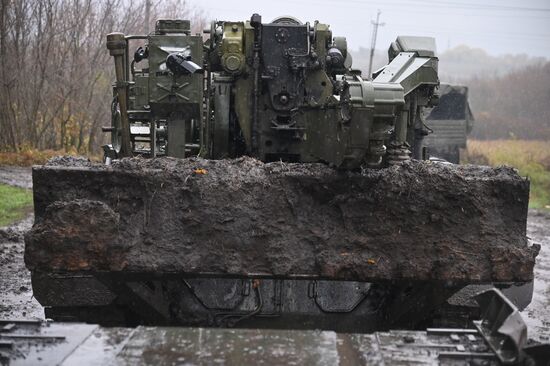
102, 16, 438, 167
24, 15, 538, 332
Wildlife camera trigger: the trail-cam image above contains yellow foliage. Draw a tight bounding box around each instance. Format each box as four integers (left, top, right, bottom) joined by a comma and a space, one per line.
0, 148, 102, 166
465, 140, 550, 168
0, 149, 66, 166
464, 140, 550, 209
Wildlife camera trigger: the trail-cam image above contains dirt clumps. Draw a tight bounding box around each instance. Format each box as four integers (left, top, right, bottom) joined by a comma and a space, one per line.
25, 157, 537, 283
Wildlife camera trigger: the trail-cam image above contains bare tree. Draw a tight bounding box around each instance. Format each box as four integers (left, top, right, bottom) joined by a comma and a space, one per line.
0, 0, 206, 154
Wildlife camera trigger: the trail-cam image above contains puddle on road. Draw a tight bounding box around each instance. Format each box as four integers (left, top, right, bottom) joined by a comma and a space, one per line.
521, 210, 550, 343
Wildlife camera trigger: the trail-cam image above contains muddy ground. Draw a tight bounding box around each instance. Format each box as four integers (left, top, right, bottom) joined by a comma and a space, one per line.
0, 165, 549, 342
521, 209, 550, 342
0, 165, 33, 189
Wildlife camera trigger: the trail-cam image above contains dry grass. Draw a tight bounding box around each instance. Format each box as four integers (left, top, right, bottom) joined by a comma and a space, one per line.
464, 140, 550, 209
0, 149, 69, 167
0, 148, 101, 166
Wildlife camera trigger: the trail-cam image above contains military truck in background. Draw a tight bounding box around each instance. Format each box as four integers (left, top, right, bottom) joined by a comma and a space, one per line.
423, 83, 474, 163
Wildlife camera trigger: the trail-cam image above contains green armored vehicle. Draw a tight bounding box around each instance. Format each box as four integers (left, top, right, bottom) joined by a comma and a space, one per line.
24, 15, 536, 331
103, 16, 438, 166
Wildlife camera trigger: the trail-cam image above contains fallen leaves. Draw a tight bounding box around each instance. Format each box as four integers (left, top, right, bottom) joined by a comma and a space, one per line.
193, 168, 208, 175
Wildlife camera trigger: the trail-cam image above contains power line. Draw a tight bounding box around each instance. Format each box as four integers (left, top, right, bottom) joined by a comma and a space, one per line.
368, 10, 385, 77
296, 0, 550, 17
398, 0, 550, 13
326, 0, 550, 13
202, 1, 550, 21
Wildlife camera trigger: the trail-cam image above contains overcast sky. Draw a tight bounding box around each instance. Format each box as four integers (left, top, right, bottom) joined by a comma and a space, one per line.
196, 0, 550, 57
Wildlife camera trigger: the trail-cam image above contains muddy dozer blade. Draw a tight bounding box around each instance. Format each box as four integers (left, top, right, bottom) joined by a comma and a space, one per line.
24, 156, 537, 283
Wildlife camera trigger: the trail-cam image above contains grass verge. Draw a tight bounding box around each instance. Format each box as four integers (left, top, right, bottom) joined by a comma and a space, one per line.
0, 183, 33, 226
464, 140, 550, 209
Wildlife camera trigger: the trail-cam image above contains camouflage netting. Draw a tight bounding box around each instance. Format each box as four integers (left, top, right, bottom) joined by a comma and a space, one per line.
25, 157, 538, 283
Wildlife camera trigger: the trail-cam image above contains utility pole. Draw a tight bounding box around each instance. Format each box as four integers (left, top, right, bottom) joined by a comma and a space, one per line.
144, 0, 152, 34
368, 10, 385, 78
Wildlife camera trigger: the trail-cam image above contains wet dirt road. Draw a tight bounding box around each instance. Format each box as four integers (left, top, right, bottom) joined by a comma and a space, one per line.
0, 166, 549, 342
0, 166, 42, 319
0, 214, 43, 320
521, 209, 550, 342
0, 165, 33, 189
